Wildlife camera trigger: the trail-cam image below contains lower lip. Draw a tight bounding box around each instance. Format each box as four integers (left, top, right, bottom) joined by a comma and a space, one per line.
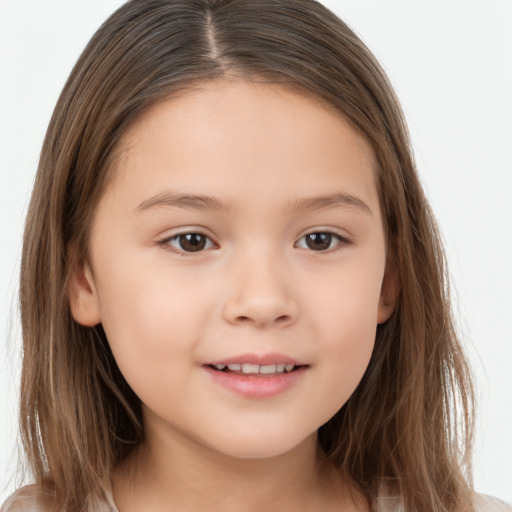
203, 366, 307, 398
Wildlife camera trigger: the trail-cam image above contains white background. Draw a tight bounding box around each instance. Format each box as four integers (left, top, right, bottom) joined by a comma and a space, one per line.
1, 0, 511, 505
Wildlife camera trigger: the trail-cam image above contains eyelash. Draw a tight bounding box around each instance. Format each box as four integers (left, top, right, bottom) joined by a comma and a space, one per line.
157, 232, 217, 255
295, 231, 350, 252
157, 230, 350, 255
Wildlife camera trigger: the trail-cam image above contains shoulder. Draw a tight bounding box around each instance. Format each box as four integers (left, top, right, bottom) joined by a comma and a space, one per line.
474, 494, 512, 512
0, 486, 47, 512
1, 485, 118, 512
372, 493, 512, 512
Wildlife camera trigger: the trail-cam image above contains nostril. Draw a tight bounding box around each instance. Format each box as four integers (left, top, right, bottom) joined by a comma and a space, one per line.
235, 314, 291, 326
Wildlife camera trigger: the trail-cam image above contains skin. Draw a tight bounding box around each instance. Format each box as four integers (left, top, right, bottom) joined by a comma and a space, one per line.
69, 80, 396, 512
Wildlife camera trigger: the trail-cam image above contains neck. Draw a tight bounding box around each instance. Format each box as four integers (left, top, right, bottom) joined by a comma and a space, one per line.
112, 426, 360, 512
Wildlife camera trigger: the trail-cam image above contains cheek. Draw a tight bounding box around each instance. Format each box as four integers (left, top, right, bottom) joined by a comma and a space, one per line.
320, 306, 376, 393
309, 253, 384, 339
305, 258, 384, 408
311, 316, 376, 427
95, 262, 210, 392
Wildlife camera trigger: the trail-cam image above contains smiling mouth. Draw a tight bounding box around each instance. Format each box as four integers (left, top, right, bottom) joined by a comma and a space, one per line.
208, 363, 305, 376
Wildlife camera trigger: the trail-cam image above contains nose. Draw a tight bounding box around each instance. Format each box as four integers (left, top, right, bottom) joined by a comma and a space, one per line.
222, 251, 299, 329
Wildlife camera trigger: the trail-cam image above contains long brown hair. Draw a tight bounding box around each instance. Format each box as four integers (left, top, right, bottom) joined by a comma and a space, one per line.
19, 1, 474, 510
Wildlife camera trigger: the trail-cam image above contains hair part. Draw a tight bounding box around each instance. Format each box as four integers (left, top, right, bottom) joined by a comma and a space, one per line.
20, 1, 474, 510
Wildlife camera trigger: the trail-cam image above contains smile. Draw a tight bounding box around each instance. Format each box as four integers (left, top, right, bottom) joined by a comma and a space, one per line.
210, 363, 297, 375
203, 356, 308, 398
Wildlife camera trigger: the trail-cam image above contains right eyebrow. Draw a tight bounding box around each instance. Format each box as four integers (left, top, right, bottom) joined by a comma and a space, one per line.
134, 191, 233, 214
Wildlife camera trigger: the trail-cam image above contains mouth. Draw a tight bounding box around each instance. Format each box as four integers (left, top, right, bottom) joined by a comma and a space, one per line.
203, 353, 309, 397
207, 363, 306, 377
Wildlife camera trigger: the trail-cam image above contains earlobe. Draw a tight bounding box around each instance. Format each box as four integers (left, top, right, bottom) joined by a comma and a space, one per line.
67, 248, 101, 327
377, 254, 399, 324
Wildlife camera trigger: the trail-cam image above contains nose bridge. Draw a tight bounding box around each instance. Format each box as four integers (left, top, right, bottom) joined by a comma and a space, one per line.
222, 241, 298, 328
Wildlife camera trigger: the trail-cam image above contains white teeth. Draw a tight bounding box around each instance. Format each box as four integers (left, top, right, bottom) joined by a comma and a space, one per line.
214, 363, 297, 374
241, 363, 260, 374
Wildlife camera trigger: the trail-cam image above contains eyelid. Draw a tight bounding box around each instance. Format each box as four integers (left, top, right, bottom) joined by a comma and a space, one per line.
155, 226, 351, 255
156, 228, 218, 255
294, 228, 352, 252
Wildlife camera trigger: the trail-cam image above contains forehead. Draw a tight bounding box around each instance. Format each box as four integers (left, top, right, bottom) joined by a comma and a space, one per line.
105, 79, 379, 214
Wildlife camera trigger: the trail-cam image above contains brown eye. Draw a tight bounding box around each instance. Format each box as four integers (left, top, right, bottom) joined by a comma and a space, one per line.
165, 233, 215, 253
296, 232, 347, 252
179, 234, 206, 251
305, 233, 331, 250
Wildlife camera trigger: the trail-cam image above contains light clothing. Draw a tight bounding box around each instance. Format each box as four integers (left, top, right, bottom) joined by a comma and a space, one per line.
374, 493, 512, 512
0, 486, 116, 512
2, 485, 511, 512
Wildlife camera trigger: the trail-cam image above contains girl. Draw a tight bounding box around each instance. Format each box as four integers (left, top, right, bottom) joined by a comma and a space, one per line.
1, 0, 510, 511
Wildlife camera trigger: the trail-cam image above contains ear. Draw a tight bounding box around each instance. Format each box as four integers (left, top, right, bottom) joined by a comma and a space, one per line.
377, 252, 399, 324
67, 246, 101, 326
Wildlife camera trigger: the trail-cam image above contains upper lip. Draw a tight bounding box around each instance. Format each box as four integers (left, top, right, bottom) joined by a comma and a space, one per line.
205, 352, 306, 367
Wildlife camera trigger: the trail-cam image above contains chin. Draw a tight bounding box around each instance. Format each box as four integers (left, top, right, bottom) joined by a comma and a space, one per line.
205, 429, 317, 461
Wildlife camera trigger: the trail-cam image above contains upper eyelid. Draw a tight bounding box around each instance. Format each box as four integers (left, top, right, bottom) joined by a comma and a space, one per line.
158, 227, 217, 242
157, 226, 349, 237
297, 227, 354, 257
156, 228, 218, 253
158, 232, 217, 256
294, 230, 350, 248
296, 227, 351, 241
157, 227, 351, 242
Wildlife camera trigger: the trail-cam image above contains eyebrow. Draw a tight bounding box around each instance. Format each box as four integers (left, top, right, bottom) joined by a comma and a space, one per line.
134, 191, 372, 215
289, 193, 372, 215
134, 192, 232, 213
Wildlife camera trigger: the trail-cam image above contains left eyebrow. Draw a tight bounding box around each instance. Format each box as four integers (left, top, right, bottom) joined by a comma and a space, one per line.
134, 191, 233, 213
288, 192, 373, 215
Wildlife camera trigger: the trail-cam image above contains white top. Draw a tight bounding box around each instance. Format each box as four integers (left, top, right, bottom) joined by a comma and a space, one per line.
1, 486, 511, 512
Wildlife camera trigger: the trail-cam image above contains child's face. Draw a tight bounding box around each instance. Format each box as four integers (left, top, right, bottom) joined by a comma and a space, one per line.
70, 80, 395, 460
